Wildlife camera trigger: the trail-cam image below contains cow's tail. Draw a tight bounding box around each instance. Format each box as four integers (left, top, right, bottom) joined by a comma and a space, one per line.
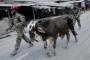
66, 17, 74, 30
66, 17, 78, 36
66, 17, 78, 42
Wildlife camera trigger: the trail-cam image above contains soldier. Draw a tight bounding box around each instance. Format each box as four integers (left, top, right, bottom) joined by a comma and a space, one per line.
8, 7, 33, 56
72, 6, 82, 28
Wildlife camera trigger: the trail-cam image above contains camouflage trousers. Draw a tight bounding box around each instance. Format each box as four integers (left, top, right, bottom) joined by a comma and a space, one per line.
14, 32, 31, 50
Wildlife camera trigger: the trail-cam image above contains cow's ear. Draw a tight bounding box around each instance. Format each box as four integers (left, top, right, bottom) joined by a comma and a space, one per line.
37, 27, 45, 33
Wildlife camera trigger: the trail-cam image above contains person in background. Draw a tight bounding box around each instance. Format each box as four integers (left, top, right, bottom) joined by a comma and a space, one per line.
72, 4, 82, 28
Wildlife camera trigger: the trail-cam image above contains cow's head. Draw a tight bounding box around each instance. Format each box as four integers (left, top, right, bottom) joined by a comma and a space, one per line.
28, 20, 45, 41
28, 20, 37, 31
36, 20, 50, 33
28, 19, 50, 42
28, 20, 39, 42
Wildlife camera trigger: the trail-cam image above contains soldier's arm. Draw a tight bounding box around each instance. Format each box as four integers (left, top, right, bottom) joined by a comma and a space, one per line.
17, 14, 25, 26
76, 8, 82, 18
6, 18, 13, 31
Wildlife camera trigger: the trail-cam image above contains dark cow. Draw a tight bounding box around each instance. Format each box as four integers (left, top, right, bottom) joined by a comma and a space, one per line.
28, 16, 77, 57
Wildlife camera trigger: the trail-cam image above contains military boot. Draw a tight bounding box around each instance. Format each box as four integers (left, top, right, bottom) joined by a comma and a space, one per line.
10, 49, 18, 56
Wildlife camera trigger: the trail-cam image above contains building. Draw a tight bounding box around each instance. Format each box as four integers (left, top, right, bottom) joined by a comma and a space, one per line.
85, 0, 90, 9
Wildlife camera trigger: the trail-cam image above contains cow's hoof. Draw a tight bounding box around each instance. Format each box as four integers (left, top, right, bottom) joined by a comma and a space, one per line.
46, 52, 51, 57
52, 52, 56, 56
75, 40, 78, 43
28, 43, 33, 48
64, 46, 68, 49
65, 47, 67, 48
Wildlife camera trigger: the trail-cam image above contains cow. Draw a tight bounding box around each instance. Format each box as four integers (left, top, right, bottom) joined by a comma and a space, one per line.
28, 16, 78, 57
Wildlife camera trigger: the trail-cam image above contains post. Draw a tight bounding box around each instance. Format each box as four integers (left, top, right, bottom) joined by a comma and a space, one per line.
32, 8, 36, 20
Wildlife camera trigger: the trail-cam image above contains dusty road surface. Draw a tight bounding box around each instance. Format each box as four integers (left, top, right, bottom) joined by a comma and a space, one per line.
0, 11, 90, 60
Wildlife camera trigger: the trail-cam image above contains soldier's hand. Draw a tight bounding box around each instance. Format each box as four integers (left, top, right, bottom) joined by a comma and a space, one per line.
14, 24, 19, 28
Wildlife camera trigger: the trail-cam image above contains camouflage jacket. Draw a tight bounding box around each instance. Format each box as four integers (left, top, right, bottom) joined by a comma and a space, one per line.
9, 13, 26, 33
72, 7, 81, 18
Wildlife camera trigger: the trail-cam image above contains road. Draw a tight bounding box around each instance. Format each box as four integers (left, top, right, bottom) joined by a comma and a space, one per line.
0, 11, 90, 60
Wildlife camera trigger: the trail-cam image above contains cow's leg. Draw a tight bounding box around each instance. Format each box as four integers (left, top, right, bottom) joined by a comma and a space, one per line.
42, 36, 49, 57
44, 41, 47, 49
71, 30, 78, 43
45, 37, 55, 57
66, 32, 70, 48
43, 40, 51, 57
52, 38, 57, 56
76, 17, 81, 28
67, 17, 78, 41
42, 37, 50, 57
69, 21, 78, 42
29, 30, 35, 42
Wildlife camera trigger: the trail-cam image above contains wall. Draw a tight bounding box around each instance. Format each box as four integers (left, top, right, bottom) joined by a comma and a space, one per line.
0, 18, 9, 35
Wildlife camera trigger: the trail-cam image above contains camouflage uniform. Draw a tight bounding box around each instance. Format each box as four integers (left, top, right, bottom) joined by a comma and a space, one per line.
72, 6, 81, 27
9, 8, 33, 56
